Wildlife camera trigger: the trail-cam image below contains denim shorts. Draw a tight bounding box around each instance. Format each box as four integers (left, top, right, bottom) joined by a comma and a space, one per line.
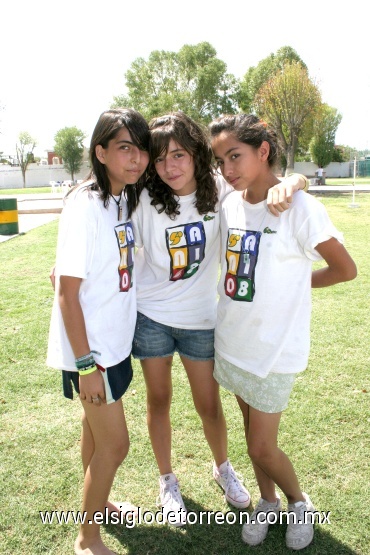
62, 355, 133, 404
132, 312, 214, 361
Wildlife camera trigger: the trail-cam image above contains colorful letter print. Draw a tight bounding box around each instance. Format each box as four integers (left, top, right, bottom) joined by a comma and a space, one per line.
166, 221, 206, 281
224, 228, 261, 301
115, 222, 135, 292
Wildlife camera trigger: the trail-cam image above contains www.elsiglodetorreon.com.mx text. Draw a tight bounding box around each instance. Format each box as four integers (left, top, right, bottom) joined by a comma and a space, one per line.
39, 507, 331, 528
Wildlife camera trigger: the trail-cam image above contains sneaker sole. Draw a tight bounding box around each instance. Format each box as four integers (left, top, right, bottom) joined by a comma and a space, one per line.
214, 478, 251, 509
242, 527, 267, 546
286, 528, 314, 550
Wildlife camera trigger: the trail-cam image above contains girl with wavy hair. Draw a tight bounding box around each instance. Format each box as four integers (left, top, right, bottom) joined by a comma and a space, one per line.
131, 111, 306, 526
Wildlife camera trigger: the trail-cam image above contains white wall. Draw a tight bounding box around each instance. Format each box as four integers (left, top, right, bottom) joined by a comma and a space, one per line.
293, 161, 350, 178
0, 160, 352, 189
0, 163, 91, 189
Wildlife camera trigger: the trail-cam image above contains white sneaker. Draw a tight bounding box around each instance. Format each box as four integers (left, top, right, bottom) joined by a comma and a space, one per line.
213, 461, 250, 509
286, 493, 315, 550
157, 473, 187, 527
242, 496, 281, 546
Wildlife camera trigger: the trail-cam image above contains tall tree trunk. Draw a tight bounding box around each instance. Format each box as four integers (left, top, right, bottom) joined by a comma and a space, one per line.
284, 137, 298, 176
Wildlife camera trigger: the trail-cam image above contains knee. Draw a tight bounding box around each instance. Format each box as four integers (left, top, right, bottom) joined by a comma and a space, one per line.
247, 441, 274, 467
104, 436, 130, 469
147, 390, 172, 413
196, 399, 223, 422
117, 439, 130, 466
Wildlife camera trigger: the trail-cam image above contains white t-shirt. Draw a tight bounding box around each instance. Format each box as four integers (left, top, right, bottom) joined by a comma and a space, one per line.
131, 177, 232, 329
215, 190, 343, 378
47, 185, 137, 371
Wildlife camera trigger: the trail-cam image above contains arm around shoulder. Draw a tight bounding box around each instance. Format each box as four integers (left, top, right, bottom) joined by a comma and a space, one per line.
267, 173, 309, 216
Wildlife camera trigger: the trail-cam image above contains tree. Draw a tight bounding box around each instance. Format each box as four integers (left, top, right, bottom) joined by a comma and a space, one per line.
113, 42, 239, 124
310, 104, 342, 167
15, 132, 37, 188
254, 62, 321, 174
239, 46, 307, 113
54, 127, 86, 182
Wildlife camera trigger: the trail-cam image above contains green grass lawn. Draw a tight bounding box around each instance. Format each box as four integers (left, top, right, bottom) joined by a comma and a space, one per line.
0, 196, 369, 554
0, 187, 54, 195
0, 177, 369, 197
325, 178, 370, 186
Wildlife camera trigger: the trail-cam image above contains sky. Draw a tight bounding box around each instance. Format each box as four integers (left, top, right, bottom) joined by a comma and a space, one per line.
0, 0, 368, 158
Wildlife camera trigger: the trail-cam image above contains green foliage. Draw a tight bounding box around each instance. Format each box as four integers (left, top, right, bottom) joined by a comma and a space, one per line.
113, 42, 239, 124
239, 46, 306, 113
310, 104, 342, 167
254, 62, 321, 173
15, 131, 37, 188
54, 126, 86, 181
357, 148, 370, 159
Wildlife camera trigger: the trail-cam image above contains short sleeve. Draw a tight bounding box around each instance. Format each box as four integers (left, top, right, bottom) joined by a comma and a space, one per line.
294, 194, 344, 261
56, 191, 98, 278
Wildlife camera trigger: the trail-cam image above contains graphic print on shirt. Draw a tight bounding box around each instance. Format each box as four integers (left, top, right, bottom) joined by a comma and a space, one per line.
224, 228, 261, 301
115, 222, 135, 292
166, 221, 206, 281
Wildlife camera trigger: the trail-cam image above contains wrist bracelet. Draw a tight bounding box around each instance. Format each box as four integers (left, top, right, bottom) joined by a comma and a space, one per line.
76, 354, 95, 370
75, 353, 92, 362
289, 173, 309, 191
79, 365, 98, 376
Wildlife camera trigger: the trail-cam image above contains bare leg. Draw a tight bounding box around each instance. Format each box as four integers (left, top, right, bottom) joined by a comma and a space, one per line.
237, 395, 304, 504
74, 399, 129, 555
81, 412, 94, 472
141, 357, 173, 475
181, 356, 227, 466
81, 414, 130, 517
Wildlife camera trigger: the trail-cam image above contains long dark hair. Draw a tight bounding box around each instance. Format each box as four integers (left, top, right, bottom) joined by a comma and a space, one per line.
147, 112, 218, 219
76, 108, 150, 216
209, 113, 280, 168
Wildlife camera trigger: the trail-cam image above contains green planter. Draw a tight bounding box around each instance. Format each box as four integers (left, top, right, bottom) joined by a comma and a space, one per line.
0, 198, 19, 235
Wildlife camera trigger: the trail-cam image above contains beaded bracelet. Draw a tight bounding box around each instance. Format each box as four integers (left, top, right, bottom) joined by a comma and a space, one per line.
75, 353, 95, 370
78, 365, 98, 376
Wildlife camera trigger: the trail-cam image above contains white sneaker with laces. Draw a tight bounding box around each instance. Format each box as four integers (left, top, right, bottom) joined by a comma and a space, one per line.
242, 496, 282, 546
213, 460, 250, 509
157, 473, 187, 527
285, 492, 315, 550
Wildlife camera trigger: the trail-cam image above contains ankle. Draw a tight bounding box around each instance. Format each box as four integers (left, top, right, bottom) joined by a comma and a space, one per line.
216, 460, 229, 473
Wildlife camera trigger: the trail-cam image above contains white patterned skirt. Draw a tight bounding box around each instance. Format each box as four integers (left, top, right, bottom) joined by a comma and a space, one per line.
214, 352, 296, 413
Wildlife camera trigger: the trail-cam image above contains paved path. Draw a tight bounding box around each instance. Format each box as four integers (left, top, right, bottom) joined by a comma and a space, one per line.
1, 185, 369, 244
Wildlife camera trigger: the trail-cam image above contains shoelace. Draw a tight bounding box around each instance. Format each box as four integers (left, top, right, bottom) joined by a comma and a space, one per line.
250, 500, 278, 522
250, 501, 266, 521
224, 468, 246, 498
157, 482, 184, 509
288, 502, 308, 528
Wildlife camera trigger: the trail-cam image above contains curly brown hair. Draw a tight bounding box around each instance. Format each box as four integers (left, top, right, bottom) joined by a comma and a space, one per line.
146, 112, 218, 219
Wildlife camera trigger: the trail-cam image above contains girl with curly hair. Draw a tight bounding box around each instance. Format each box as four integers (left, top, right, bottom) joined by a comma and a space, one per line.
131, 111, 306, 526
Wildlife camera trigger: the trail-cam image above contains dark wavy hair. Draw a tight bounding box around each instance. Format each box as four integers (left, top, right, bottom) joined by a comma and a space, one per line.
72, 108, 150, 216
209, 113, 280, 168
146, 112, 218, 219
